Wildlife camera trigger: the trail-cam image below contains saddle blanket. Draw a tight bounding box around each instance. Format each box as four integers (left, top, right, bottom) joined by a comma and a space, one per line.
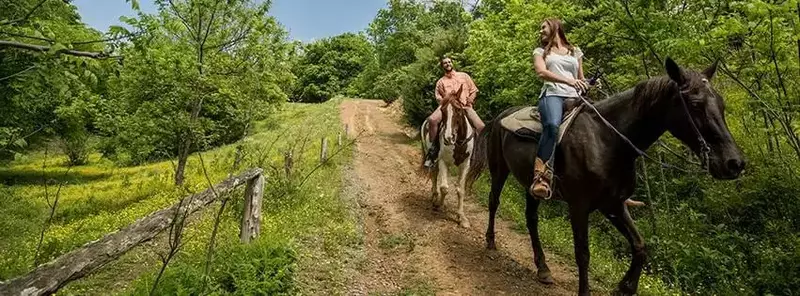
498, 105, 584, 143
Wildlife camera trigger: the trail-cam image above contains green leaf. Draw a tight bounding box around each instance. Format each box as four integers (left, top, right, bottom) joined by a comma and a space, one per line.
128, 0, 140, 11
110, 23, 131, 36
12, 138, 27, 148
49, 43, 67, 55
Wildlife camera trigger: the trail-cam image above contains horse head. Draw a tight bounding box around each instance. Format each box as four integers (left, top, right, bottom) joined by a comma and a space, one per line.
439, 85, 471, 146
663, 57, 745, 179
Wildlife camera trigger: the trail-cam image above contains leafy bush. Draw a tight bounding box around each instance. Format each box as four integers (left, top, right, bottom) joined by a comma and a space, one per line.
132, 238, 297, 295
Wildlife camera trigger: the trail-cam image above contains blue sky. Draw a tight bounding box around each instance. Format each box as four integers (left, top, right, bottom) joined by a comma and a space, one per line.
71, 0, 387, 42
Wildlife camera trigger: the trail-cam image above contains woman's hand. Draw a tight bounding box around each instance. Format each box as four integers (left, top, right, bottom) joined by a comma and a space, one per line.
568, 78, 589, 93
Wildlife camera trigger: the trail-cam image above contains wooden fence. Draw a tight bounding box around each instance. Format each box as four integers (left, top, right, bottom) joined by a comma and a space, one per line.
0, 168, 265, 296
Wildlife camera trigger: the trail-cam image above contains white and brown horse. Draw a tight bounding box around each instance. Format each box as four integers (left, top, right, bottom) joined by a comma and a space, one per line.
421, 86, 476, 228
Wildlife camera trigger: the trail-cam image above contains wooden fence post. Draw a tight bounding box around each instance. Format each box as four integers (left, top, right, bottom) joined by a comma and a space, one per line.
320, 137, 328, 163
284, 151, 293, 179
240, 174, 264, 243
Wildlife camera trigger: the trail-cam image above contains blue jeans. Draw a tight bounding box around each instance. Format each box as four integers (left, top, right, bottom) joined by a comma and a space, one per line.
536, 95, 565, 162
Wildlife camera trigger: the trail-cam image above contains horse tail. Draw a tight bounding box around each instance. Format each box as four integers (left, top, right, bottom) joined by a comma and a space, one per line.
466, 120, 492, 192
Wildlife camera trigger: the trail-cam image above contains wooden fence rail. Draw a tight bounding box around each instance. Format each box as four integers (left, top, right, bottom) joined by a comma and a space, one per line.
0, 168, 265, 296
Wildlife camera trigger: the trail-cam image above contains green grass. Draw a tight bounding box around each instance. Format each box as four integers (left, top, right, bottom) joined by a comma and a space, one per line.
378, 232, 416, 253
0, 98, 362, 295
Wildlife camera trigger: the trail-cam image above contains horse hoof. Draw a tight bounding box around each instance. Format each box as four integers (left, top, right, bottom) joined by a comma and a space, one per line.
486, 240, 496, 250
460, 220, 471, 228
537, 270, 554, 285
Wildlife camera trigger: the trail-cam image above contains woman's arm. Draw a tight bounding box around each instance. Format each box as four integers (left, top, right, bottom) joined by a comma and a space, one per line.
533, 54, 574, 85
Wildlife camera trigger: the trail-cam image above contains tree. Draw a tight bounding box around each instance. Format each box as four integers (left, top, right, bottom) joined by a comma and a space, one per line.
363, 0, 472, 120
97, 0, 293, 184
292, 32, 374, 102
0, 0, 118, 164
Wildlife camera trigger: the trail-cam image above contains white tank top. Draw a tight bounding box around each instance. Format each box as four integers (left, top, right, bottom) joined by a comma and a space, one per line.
533, 46, 583, 98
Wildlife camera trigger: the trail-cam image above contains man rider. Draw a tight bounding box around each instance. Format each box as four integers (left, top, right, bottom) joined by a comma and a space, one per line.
423, 56, 485, 168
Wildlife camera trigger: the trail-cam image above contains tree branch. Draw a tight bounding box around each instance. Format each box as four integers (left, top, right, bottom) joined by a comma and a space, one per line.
0, 40, 119, 59
168, 0, 198, 40
200, 0, 222, 48
0, 30, 141, 45
204, 27, 251, 52
71, 31, 143, 45
619, 0, 663, 65
0, 65, 37, 82
1, 0, 48, 26
0, 31, 53, 43
719, 61, 800, 159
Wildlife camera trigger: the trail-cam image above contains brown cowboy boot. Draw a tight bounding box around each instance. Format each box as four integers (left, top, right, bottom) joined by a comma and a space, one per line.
530, 157, 552, 199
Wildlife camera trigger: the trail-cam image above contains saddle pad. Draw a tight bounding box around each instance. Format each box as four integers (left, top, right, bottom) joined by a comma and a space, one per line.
499, 105, 584, 142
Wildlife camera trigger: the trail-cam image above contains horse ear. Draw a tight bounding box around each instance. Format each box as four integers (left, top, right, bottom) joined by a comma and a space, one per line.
665, 57, 687, 86
703, 60, 718, 80
456, 84, 464, 97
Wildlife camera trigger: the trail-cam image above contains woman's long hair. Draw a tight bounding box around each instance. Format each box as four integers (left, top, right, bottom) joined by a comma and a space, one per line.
540, 18, 575, 59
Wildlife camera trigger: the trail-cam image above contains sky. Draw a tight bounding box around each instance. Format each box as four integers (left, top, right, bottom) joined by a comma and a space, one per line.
71, 0, 387, 42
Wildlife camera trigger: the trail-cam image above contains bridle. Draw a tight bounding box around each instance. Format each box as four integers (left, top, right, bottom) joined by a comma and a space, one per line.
676, 81, 712, 170
440, 97, 475, 146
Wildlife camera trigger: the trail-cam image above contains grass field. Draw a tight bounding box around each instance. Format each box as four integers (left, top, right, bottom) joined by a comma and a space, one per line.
0, 98, 363, 295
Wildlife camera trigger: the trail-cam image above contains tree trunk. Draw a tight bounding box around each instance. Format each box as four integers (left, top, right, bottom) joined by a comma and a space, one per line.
174, 138, 192, 185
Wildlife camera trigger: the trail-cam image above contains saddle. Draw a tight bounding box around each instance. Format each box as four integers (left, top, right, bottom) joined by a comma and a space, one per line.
499, 97, 586, 142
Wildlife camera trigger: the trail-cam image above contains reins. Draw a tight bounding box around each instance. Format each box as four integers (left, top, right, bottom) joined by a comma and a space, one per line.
579, 76, 711, 173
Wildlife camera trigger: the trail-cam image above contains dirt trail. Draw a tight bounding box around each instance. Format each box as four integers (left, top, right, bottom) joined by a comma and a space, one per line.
341, 99, 580, 295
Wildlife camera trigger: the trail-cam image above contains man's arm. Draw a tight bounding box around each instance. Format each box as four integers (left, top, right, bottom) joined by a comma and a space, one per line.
435, 79, 445, 104
464, 73, 478, 103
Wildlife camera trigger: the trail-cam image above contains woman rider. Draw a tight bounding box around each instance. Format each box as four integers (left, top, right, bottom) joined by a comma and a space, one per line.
530, 18, 644, 207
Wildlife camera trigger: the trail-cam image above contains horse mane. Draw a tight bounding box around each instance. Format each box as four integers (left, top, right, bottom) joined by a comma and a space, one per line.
440, 94, 466, 110
594, 73, 705, 115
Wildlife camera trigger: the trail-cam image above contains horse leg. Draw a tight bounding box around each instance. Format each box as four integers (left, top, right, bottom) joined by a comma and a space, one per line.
569, 205, 591, 296
600, 202, 646, 295
485, 165, 509, 250
430, 168, 440, 210
456, 159, 471, 228
525, 194, 554, 284
436, 159, 449, 211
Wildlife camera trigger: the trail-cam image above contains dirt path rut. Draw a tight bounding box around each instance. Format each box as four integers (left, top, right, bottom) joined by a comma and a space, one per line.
341, 99, 579, 295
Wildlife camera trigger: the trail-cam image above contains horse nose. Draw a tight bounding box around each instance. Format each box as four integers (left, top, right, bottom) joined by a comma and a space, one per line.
726, 158, 745, 173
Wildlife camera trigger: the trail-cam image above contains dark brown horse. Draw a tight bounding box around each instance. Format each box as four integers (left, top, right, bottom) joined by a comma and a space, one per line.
467, 57, 745, 295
